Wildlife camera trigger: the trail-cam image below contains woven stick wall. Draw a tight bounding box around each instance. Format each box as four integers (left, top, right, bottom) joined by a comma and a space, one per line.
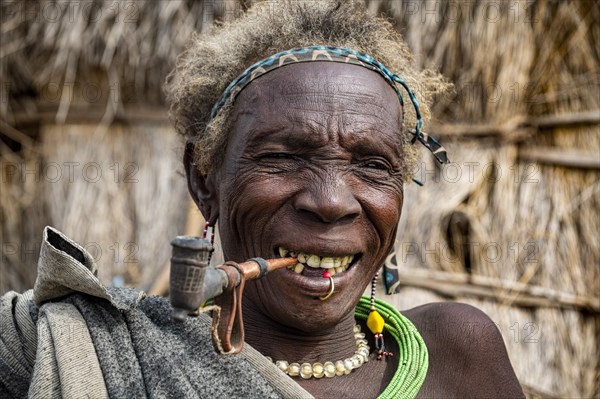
1, 1, 598, 397
0, 0, 239, 291
366, 1, 600, 397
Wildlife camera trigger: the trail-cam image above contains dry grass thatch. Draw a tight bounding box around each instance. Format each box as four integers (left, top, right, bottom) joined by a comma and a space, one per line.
1, 0, 245, 121
1, 0, 238, 290
366, 0, 600, 397
1, 0, 599, 398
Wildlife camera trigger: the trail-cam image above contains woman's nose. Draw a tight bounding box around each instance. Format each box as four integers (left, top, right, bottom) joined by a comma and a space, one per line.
292, 170, 361, 224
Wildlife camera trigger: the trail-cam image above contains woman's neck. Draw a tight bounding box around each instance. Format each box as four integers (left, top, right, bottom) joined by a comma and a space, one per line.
242, 301, 358, 363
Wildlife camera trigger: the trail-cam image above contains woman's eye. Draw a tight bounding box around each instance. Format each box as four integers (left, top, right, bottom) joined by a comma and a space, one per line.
255, 152, 303, 174
263, 153, 293, 160
363, 160, 389, 170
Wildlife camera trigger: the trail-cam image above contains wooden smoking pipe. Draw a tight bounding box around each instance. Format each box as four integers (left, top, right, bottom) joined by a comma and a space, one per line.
169, 236, 297, 353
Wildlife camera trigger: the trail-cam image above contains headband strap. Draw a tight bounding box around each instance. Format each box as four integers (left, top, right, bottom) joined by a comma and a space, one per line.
210, 45, 448, 165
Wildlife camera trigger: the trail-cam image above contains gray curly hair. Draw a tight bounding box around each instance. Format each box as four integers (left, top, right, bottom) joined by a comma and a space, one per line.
164, 0, 447, 179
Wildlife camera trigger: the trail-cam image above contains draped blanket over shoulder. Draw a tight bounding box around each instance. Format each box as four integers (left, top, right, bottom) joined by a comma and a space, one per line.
0, 227, 313, 399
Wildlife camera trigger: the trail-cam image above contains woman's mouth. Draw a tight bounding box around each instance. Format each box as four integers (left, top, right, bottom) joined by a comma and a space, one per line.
276, 246, 359, 277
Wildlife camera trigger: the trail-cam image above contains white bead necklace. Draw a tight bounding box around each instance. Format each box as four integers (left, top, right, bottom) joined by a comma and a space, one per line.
268, 324, 370, 379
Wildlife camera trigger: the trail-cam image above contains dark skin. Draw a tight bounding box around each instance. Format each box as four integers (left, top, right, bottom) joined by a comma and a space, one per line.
186, 62, 525, 398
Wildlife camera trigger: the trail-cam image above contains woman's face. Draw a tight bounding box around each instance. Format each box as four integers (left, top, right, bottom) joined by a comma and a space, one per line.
204, 62, 405, 331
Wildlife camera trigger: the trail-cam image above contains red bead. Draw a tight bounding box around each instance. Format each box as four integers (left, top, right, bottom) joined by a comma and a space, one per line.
323, 271, 331, 278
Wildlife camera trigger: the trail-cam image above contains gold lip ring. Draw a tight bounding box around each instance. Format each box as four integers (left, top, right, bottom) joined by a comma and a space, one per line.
319, 276, 335, 301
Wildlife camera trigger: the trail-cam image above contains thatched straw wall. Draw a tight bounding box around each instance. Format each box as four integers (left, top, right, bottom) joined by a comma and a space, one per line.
1, 1, 598, 397
0, 120, 190, 290
40, 122, 189, 286
367, 1, 600, 397
1, 0, 236, 291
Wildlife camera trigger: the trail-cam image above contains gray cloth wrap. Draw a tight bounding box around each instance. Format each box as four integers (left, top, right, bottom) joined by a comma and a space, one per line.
0, 226, 313, 399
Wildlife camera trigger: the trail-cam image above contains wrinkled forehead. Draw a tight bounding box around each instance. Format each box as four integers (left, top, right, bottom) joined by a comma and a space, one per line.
231, 62, 403, 132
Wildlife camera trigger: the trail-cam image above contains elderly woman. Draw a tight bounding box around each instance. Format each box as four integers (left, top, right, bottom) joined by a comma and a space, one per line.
1, 2, 524, 398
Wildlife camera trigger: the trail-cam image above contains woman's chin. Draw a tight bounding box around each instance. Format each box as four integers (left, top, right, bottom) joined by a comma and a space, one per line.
246, 267, 368, 331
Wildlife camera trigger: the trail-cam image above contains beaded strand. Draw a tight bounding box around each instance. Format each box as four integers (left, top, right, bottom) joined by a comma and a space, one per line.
367, 272, 392, 360
201, 222, 215, 265
370, 272, 378, 309
268, 297, 428, 398
271, 324, 370, 379
355, 297, 428, 399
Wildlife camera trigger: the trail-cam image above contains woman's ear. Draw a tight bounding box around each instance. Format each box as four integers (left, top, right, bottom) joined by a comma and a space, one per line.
184, 142, 219, 225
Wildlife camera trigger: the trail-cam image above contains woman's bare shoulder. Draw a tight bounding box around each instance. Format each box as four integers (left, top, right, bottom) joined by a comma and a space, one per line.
403, 301, 496, 328
402, 302, 526, 398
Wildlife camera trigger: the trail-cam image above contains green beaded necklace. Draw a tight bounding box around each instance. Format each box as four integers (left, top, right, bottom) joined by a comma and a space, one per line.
354, 296, 429, 399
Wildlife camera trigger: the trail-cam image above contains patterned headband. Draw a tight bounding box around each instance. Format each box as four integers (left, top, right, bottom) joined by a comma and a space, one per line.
210, 45, 449, 167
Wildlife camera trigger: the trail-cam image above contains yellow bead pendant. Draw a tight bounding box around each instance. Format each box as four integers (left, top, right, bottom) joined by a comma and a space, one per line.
367, 309, 385, 334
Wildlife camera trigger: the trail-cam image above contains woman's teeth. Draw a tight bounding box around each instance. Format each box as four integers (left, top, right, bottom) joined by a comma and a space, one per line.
278, 247, 354, 275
